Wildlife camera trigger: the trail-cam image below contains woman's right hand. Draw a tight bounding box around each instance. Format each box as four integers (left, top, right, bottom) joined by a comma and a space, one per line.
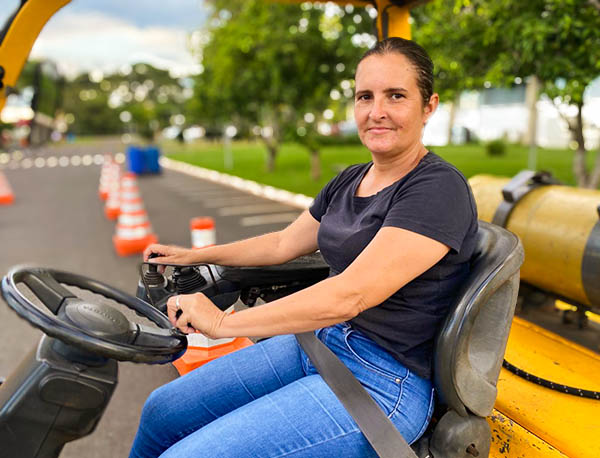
143, 244, 198, 265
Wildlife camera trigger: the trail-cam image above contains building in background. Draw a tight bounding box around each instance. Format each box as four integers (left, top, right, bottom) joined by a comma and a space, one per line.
423, 78, 600, 149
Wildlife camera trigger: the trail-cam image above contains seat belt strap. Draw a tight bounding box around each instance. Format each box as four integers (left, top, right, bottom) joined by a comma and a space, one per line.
296, 332, 419, 458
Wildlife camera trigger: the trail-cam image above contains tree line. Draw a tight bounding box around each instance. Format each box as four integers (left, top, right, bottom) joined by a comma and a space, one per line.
16, 0, 600, 188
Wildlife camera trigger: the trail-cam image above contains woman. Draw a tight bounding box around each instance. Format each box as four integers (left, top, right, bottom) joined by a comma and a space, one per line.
130, 37, 478, 458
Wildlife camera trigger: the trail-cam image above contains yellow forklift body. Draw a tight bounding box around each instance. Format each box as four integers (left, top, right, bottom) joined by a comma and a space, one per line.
490, 317, 600, 458
469, 175, 600, 309
0, 0, 71, 112
488, 410, 567, 458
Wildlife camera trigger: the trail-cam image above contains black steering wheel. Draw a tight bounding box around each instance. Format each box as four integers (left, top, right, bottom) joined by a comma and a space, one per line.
1, 266, 187, 364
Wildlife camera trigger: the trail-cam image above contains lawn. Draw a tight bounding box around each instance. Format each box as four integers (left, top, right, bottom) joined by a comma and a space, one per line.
163, 139, 593, 197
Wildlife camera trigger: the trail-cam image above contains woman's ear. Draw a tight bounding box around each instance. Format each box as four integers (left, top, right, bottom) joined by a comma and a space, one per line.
423, 93, 440, 124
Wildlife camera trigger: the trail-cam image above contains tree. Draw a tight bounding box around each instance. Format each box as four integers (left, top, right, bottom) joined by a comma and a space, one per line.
414, 0, 600, 187
60, 63, 188, 139
412, 0, 498, 143
191, 0, 374, 178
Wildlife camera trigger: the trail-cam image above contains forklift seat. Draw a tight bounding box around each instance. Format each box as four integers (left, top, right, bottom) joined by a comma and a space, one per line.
424, 221, 524, 457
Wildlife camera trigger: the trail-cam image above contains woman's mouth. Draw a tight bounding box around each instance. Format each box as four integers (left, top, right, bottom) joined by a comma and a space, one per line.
367, 127, 393, 134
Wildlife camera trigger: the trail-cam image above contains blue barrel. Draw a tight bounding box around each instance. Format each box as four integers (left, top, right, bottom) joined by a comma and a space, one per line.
144, 146, 161, 174
126, 145, 145, 174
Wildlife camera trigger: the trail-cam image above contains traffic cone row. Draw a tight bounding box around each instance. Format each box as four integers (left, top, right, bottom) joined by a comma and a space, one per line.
112, 173, 158, 256
0, 172, 14, 205
98, 158, 158, 257
104, 163, 121, 220
98, 154, 114, 201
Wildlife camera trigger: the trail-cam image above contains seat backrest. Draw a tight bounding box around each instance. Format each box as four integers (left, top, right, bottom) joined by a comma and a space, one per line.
434, 221, 524, 417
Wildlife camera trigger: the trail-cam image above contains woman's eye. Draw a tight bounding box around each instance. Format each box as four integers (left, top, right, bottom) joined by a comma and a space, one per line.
391, 93, 405, 100
356, 94, 370, 101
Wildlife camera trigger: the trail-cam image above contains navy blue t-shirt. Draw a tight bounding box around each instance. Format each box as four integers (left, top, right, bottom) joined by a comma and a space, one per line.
309, 152, 478, 379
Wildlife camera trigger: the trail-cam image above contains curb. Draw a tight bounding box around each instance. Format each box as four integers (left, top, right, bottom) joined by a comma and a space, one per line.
159, 157, 313, 210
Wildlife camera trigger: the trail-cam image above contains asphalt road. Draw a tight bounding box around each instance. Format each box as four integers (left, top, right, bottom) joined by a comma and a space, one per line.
0, 141, 302, 457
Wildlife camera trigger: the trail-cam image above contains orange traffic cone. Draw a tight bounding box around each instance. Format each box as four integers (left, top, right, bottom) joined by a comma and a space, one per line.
173, 306, 253, 376
98, 154, 113, 201
0, 172, 14, 205
173, 217, 252, 375
104, 163, 121, 220
190, 217, 216, 248
112, 175, 157, 256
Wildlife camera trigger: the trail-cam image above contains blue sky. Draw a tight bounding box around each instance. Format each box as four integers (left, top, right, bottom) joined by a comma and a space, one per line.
64, 0, 206, 29
21, 0, 208, 77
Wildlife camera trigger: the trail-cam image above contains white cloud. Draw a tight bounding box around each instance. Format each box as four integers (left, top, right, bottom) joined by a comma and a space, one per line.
30, 11, 202, 78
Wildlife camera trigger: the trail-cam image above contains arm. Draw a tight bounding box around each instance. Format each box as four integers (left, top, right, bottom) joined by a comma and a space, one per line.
173, 226, 450, 338
144, 209, 319, 267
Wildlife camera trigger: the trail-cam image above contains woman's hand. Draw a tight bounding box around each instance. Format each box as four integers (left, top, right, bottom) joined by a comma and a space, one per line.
167, 293, 226, 339
143, 243, 197, 264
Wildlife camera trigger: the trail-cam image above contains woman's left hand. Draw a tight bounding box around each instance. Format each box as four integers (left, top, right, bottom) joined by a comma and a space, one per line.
166, 293, 226, 339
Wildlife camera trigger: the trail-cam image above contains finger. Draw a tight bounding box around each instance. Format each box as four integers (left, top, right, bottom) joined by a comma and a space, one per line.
147, 255, 175, 265
175, 303, 197, 333
176, 312, 192, 333
143, 244, 163, 261
166, 297, 178, 326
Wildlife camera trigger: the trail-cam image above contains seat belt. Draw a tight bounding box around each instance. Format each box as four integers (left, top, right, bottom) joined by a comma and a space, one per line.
296, 332, 419, 458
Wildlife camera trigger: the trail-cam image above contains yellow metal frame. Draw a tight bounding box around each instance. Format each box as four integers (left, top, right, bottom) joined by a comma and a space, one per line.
0, 0, 71, 112
374, 0, 412, 40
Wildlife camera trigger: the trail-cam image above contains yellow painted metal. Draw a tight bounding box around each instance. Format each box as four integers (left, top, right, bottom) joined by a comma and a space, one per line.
488, 410, 567, 458
282, 0, 372, 5
555, 300, 600, 324
374, 0, 412, 40
0, 0, 71, 112
468, 174, 600, 307
494, 317, 600, 458
468, 175, 507, 222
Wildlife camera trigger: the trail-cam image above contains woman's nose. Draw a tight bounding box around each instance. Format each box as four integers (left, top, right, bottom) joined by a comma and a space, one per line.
368, 97, 387, 120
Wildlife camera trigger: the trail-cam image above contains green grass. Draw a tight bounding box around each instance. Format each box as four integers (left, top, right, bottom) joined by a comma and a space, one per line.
163, 140, 593, 197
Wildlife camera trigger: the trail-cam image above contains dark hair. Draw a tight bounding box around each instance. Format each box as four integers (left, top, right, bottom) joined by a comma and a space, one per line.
358, 37, 434, 107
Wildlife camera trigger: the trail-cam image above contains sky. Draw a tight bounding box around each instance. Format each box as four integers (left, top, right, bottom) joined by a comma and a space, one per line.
13, 0, 208, 78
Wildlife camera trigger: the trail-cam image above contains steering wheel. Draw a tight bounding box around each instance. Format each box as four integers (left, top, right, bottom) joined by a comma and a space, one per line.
1, 265, 187, 364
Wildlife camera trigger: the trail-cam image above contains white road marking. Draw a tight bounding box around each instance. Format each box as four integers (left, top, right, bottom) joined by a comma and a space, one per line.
240, 212, 300, 226
203, 196, 264, 208
161, 157, 313, 210
163, 183, 227, 194
219, 203, 292, 216
187, 191, 246, 202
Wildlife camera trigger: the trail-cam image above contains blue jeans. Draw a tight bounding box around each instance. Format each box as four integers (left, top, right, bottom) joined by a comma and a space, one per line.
129, 323, 434, 457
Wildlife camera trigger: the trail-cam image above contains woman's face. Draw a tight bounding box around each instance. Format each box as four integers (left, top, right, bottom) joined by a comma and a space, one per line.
354, 53, 438, 157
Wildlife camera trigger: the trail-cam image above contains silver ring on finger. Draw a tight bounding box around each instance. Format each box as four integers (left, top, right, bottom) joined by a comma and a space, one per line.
175, 296, 181, 310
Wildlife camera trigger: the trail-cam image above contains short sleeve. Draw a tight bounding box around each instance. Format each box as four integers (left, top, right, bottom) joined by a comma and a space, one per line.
382, 165, 475, 253
309, 179, 333, 222
309, 164, 363, 222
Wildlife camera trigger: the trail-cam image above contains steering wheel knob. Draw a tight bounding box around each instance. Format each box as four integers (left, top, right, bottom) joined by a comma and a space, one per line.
63, 301, 132, 343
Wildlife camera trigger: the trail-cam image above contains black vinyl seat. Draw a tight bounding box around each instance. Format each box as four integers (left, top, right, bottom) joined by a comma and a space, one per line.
419, 221, 524, 457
